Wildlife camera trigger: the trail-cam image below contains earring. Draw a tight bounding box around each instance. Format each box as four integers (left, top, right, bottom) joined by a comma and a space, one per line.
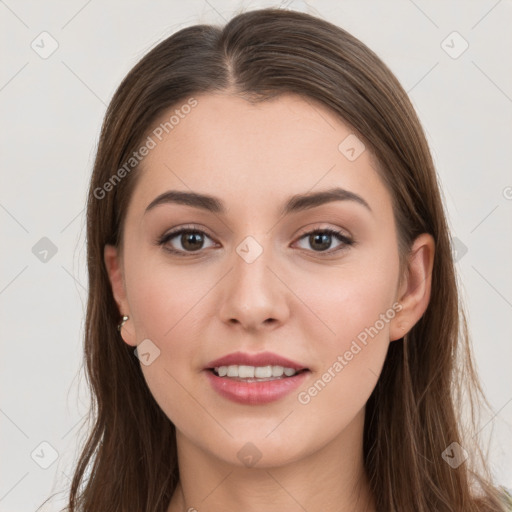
118, 315, 129, 332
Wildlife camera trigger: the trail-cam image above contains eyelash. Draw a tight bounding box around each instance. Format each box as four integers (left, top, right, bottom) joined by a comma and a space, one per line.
156, 224, 354, 257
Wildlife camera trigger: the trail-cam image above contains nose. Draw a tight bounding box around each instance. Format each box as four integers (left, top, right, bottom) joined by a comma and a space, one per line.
218, 239, 290, 332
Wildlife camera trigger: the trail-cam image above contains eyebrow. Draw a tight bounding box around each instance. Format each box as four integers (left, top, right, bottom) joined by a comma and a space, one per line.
144, 187, 372, 216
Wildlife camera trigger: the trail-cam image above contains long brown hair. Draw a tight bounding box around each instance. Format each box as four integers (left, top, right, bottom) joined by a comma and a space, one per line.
48, 7, 508, 511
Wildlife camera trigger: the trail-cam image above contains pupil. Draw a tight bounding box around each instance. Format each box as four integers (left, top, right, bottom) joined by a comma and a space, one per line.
182, 232, 203, 251
310, 233, 331, 251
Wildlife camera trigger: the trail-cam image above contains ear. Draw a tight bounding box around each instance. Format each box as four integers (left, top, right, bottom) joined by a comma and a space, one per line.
389, 233, 435, 342
104, 244, 136, 346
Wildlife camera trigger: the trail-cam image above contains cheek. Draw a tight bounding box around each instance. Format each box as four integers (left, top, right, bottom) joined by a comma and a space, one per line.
290, 287, 393, 449
123, 258, 218, 424
298, 301, 391, 401
293, 255, 399, 353
290, 252, 398, 416
125, 255, 214, 341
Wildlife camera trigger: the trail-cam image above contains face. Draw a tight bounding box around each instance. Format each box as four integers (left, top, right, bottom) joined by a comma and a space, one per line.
105, 92, 415, 469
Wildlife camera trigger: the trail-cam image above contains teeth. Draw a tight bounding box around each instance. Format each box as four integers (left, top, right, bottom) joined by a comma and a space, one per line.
254, 366, 272, 378
213, 365, 298, 379
238, 365, 255, 378
272, 365, 284, 377
226, 365, 237, 377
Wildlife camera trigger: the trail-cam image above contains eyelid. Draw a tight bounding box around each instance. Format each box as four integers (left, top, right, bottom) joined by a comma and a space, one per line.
162, 223, 215, 239
294, 223, 353, 242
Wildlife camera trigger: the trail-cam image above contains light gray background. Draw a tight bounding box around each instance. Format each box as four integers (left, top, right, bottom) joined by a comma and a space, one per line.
1, 0, 511, 510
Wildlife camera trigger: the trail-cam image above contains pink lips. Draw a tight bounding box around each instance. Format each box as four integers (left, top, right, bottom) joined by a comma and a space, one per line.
205, 351, 307, 371
204, 351, 309, 405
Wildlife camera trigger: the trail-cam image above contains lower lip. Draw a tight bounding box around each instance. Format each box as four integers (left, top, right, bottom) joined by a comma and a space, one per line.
204, 370, 309, 405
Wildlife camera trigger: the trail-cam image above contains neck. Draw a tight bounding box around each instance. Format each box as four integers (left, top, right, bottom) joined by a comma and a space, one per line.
167, 408, 375, 512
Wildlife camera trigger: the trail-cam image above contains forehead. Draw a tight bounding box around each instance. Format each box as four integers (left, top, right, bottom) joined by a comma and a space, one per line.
126, 92, 389, 219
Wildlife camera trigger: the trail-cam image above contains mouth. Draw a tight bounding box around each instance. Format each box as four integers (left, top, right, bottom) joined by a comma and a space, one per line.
204, 352, 310, 405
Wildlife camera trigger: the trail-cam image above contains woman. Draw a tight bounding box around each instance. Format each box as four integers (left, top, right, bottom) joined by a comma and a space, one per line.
59, 7, 510, 512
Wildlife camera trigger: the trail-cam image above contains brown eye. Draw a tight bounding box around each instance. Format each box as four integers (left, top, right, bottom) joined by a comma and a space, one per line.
295, 228, 353, 253
308, 232, 332, 251
158, 227, 216, 255
180, 231, 205, 251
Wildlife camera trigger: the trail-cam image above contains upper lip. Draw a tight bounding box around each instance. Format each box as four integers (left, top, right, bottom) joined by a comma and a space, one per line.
205, 351, 308, 371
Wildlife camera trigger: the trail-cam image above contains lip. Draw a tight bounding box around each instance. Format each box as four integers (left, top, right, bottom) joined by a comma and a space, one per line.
203, 351, 310, 405
205, 351, 307, 371
205, 369, 309, 405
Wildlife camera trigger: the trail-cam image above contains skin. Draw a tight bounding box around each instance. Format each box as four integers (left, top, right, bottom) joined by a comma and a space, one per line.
104, 92, 434, 512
